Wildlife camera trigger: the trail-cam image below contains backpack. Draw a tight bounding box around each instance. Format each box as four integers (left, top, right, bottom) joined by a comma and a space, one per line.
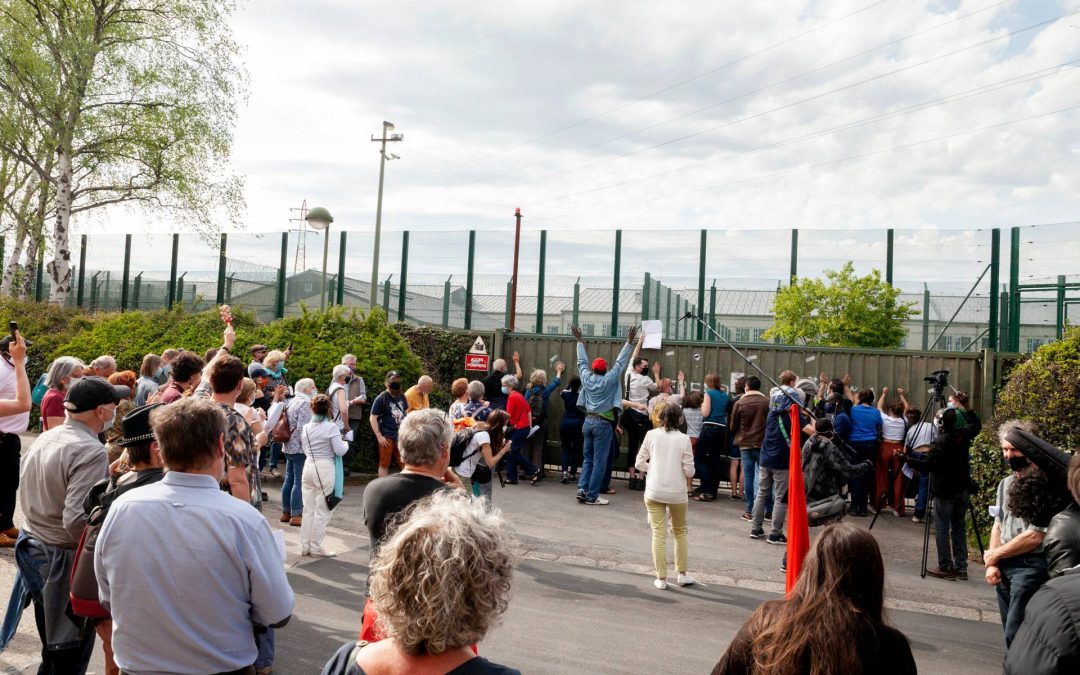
528, 389, 544, 426
32, 373, 47, 406
70, 502, 110, 618
449, 425, 486, 468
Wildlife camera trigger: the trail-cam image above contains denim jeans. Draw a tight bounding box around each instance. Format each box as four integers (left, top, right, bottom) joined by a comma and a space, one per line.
740, 448, 773, 515
751, 467, 788, 537
995, 553, 1049, 647
506, 427, 538, 483
932, 493, 968, 572
255, 627, 274, 669
281, 452, 306, 514
578, 416, 613, 502
600, 421, 619, 492
912, 451, 930, 514
260, 441, 282, 471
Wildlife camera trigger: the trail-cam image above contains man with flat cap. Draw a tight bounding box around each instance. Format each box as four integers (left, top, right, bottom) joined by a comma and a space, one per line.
11, 375, 130, 672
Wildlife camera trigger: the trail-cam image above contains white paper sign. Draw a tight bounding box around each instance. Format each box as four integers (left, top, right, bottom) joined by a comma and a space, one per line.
730, 372, 745, 391
641, 320, 663, 350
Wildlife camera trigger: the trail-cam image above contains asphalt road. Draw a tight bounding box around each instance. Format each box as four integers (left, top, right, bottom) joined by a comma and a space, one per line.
2, 474, 1007, 674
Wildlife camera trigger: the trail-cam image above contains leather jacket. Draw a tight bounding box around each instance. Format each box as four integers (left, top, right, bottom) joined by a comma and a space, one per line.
1044, 502, 1080, 578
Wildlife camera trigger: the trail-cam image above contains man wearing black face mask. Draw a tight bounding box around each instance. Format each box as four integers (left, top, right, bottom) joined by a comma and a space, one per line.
985, 419, 1051, 647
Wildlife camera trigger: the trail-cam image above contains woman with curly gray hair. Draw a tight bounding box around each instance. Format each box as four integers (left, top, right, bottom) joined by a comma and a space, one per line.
321, 491, 520, 674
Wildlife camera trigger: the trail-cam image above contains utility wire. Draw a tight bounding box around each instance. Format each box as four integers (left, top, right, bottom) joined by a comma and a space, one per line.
399, 0, 893, 184
533, 103, 1080, 228
433, 0, 1018, 193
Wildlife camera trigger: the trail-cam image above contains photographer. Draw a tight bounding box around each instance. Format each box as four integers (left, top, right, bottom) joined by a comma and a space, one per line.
905, 408, 971, 581
0, 332, 31, 548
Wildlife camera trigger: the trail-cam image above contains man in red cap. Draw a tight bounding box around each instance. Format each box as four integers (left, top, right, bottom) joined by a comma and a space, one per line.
571, 324, 638, 505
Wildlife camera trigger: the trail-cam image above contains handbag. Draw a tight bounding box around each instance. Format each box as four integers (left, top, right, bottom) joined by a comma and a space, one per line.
271, 405, 292, 443
304, 427, 342, 511
472, 462, 493, 485
806, 494, 847, 527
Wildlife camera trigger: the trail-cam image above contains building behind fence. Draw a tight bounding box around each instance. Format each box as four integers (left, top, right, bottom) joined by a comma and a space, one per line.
11, 221, 1078, 354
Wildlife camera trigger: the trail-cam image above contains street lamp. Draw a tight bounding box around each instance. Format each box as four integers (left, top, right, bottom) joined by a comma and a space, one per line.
305, 206, 334, 311
370, 120, 403, 310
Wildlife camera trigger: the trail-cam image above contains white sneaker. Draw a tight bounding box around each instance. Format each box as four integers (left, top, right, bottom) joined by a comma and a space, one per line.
585, 497, 610, 505
892, 508, 902, 517
676, 573, 696, 587
653, 578, 668, 590
912, 515, 923, 523
309, 549, 337, 558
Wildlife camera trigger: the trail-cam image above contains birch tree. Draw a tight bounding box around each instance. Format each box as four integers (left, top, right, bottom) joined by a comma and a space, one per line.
0, 0, 246, 304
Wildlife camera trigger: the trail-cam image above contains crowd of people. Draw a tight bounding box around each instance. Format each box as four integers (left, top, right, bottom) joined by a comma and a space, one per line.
0, 318, 1077, 673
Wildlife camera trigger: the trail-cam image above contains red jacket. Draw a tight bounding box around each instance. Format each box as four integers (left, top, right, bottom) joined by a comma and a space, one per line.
506, 390, 530, 430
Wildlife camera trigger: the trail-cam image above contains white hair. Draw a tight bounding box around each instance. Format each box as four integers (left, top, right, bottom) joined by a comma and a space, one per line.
91, 355, 116, 371
46, 356, 85, 390
332, 364, 351, 381
341, 354, 356, 364
294, 378, 316, 395
501, 374, 518, 390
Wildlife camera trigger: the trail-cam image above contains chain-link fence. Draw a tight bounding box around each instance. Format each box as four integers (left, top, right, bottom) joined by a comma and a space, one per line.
9, 221, 1078, 352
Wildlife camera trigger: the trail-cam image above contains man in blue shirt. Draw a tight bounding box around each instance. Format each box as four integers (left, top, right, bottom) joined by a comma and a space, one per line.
572, 324, 637, 506
96, 398, 294, 674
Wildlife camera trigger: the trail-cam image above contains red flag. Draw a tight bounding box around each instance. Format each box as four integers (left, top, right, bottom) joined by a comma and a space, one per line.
785, 404, 810, 594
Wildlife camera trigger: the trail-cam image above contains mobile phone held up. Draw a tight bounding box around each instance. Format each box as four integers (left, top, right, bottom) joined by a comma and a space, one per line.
8, 321, 16, 340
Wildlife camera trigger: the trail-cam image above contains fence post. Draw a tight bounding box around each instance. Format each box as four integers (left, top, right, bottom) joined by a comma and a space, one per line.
465, 231, 475, 330
276, 232, 288, 319
225, 274, 234, 302
988, 228, 1000, 350
789, 228, 798, 285
175, 273, 186, 304
536, 230, 546, 334
76, 235, 87, 308
921, 284, 930, 350
328, 277, 336, 307
611, 229, 622, 337
998, 285, 1009, 352
90, 272, 100, 309
132, 273, 142, 308
34, 247, 44, 302
442, 276, 451, 328
1056, 275, 1066, 340
383, 275, 392, 317
120, 234, 132, 311
1008, 226, 1021, 352
642, 272, 651, 321
504, 281, 511, 329
709, 281, 717, 342
665, 285, 672, 339
397, 231, 409, 322
215, 233, 227, 305
104, 271, 111, 308
886, 228, 894, 285
336, 231, 347, 306
697, 229, 706, 340
167, 234, 179, 310
572, 277, 580, 327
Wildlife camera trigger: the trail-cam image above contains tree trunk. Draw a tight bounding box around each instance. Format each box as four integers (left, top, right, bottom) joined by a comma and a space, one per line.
0, 223, 27, 297
46, 148, 73, 305
18, 229, 40, 301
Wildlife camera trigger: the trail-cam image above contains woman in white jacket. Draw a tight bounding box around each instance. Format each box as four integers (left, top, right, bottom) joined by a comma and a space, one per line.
300, 394, 349, 557
636, 402, 696, 590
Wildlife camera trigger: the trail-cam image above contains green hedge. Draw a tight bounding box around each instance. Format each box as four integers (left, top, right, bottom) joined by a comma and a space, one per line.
969, 326, 1080, 540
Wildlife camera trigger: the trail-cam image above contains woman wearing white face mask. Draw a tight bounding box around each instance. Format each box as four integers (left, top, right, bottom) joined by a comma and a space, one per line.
40, 356, 85, 431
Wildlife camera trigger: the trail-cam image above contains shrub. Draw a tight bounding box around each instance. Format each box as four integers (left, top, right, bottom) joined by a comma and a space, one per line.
969, 326, 1080, 539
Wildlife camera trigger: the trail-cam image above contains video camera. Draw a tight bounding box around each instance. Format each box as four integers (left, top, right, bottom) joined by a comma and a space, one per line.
923, 369, 950, 401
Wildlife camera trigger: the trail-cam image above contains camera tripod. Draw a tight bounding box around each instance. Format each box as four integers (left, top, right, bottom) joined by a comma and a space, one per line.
868, 377, 985, 578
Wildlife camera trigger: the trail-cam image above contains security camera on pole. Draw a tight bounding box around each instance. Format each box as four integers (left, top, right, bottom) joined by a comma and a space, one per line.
370, 121, 404, 311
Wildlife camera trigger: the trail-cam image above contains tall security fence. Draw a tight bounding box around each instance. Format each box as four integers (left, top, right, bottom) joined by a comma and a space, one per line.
11, 220, 1078, 353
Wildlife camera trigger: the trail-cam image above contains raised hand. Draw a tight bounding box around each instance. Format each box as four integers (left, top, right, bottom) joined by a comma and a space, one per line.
897, 388, 905, 396
570, 325, 583, 341
626, 324, 639, 344
555, 361, 565, 375
512, 351, 520, 363
819, 372, 828, 384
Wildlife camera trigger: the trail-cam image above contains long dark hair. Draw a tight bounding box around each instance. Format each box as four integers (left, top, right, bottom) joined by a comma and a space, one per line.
483, 409, 510, 450
567, 376, 582, 393
744, 524, 886, 675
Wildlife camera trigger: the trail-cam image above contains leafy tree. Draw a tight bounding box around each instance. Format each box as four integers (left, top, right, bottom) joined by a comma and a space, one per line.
765, 261, 917, 348
0, 0, 246, 304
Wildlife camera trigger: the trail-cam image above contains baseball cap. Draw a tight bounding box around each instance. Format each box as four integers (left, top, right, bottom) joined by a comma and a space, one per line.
591, 357, 607, 372
64, 376, 131, 413
385, 370, 401, 380
118, 403, 162, 447
250, 344, 268, 354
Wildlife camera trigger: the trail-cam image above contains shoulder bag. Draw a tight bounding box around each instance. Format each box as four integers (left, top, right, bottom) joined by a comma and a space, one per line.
305, 426, 342, 510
